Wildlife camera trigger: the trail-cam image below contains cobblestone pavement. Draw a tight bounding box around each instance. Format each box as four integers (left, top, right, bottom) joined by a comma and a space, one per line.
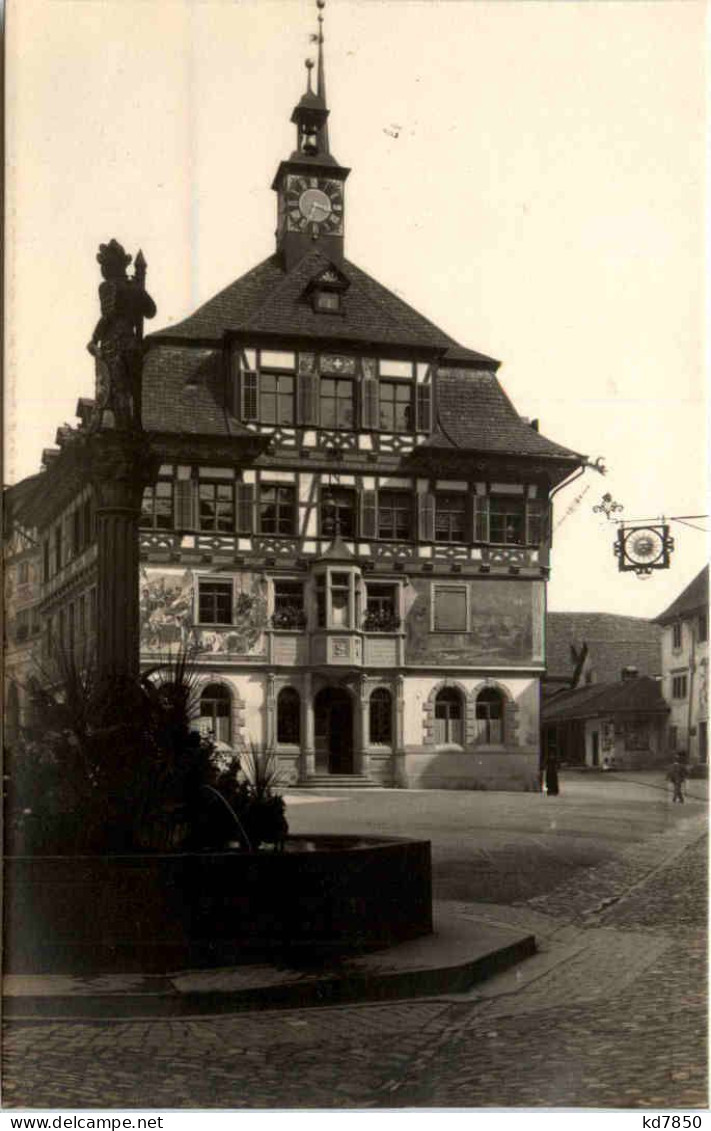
2, 806, 707, 1110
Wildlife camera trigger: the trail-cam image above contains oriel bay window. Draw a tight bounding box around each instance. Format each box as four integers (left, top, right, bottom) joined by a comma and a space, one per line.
315, 567, 360, 629
259, 484, 296, 535
198, 580, 233, 625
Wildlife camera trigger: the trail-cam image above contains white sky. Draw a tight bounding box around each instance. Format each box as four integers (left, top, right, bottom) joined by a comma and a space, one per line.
5, 0, 708, 618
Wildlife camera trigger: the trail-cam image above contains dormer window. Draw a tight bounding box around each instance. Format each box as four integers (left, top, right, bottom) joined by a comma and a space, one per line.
313, 289, 341, 314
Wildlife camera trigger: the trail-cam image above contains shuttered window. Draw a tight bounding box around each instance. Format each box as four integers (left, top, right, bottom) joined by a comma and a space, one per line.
433, 587, 468, 632
321, 378, 355, 429
174, 479, 197, 531
416, 383, 432, 432
241, 371, 259, 421
360, 490, 378, 539
235, 483, 255, 533
379, 382, 412, 432
297, 371, 319, 425
418, 493, 435, 541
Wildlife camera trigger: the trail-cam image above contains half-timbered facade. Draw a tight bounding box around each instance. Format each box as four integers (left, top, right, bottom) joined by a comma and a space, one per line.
6, 32, 583, 790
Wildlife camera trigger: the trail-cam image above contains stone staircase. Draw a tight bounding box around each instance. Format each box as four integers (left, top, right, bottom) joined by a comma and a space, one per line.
299, 773, 382, 790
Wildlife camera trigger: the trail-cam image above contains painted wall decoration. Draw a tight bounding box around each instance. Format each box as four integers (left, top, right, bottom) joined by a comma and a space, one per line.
405, 579, 542, 666
140, 569, 268, 657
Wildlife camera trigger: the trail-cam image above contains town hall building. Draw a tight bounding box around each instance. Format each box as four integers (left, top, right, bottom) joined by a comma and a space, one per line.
5, 17, 584, 791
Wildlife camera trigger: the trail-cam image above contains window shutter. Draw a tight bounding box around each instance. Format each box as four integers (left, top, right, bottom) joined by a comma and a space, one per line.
416, 384, 432, 432
297, 371, 319, 425
236, 483, 255, 533
418, 493, 435, 541
361, 489, 378, 539
241, 371, 259, 421
526, 499, 544, 545
473, 495, 489, 542
175, 479, 197, 531
362, 375, 379, 430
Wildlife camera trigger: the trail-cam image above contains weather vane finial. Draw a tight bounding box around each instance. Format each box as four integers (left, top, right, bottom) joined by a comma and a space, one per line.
305, 57, 315, 93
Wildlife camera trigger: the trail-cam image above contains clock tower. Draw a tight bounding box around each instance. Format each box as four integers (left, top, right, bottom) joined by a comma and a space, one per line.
272, 2, 350, 271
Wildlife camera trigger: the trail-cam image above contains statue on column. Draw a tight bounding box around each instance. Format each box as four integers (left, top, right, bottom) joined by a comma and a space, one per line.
87, 239, 156, 431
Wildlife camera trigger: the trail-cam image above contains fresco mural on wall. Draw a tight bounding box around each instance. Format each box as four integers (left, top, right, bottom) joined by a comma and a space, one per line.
405, 578, 541, 665
140, 568, 268, 657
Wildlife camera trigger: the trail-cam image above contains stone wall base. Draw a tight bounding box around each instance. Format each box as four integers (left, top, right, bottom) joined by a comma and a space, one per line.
395, 749, 540, 792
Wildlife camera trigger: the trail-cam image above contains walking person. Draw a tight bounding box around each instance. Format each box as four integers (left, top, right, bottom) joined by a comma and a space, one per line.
667, 755, 687, 803
545, 751, 560, 797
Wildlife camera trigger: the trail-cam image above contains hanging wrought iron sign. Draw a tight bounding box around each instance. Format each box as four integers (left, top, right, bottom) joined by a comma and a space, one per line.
614, 524, 674, 578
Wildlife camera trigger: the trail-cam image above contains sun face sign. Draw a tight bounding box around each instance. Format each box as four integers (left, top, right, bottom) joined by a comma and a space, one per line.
614, 524, 674, 576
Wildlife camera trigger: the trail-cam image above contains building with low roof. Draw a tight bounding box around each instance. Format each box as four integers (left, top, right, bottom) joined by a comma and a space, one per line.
544, 612, 662, 697
541, 674, 669, 770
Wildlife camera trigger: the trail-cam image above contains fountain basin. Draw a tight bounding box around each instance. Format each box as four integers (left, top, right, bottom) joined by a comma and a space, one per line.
3, 835, 432, 973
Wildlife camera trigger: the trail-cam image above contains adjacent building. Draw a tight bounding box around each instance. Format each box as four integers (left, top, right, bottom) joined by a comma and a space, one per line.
4, 28, 584, 790
654, 565, 709, 766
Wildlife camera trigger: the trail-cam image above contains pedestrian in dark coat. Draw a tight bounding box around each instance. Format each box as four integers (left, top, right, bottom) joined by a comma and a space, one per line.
667, 756, 687, 803
545, 753, 560, 796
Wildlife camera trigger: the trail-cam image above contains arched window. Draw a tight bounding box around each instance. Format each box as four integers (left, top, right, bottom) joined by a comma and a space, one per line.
434, 687, 463, 746
369, 688, 392, 745
277, 687, 301, 745
199, 683, 232, 746
475, 687, 504, 745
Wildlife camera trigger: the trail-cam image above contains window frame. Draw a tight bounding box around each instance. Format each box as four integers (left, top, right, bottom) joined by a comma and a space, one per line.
319, 375, 356, 430
259, 369, 296, 426
672, 622, 683, 650
369, 687, 393, 746
198, 479, 236, 534
474, 688, 505, 746
197, 579, 234, 626
671, 673, 688, 700
434, 492, 467, 544
377, 490, 413, 541
488, 496, 526, 547
434, 688, 464, 747
198, 683, 232, 746
272, 579, 306, 630
320, 486, 357, 540
276, 686, 301, 746
140, 479, 175, 532
378, 379, 413, 434
258, 483, 297, 537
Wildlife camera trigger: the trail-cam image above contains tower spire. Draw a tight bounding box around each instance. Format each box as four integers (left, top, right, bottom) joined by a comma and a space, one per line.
316, 0, 330, 155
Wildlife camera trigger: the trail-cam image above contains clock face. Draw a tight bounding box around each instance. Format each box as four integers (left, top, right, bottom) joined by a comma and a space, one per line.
624, 526, 665, 565
284, 175, 344, 235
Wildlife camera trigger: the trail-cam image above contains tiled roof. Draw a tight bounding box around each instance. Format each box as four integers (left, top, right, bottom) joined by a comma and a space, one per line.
546, 612, 662, 684
145, 250, 582, 462
141, 347, 254, 437
425, 369, 583, 462
653, 565, 709, 625
149, 251, 497, 361
542, 676, 669, 724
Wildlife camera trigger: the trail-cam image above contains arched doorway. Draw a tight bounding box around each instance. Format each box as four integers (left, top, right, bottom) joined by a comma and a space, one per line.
314, 686, 354, 774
